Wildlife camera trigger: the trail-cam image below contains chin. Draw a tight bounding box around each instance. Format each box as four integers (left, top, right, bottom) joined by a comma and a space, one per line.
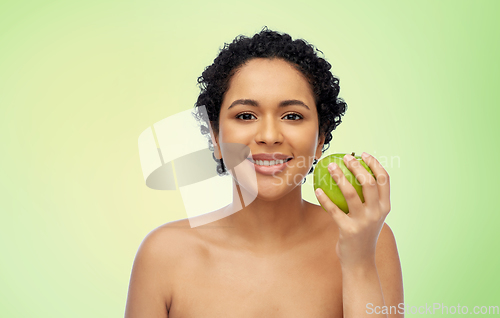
256, 181, 299, 200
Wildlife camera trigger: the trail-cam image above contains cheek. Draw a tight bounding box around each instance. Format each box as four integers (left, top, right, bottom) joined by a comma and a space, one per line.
219, 120, 254, 143
286, 125, 318, 149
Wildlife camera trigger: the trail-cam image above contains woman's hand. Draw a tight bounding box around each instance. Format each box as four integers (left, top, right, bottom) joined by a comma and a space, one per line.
315, 152, 391, 268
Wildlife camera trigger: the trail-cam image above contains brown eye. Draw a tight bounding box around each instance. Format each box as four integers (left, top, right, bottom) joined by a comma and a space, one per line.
283, 113, 303, 120
236, 113, 256, 120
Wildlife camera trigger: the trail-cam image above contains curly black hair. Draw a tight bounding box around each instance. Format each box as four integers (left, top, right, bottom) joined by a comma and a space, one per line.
192, 27, 347, 184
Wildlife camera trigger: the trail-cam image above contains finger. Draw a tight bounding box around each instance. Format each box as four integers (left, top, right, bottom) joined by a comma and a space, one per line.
315, 188, 349, 226
361, 152, 391, 213
343, 154, 379, 207
328, 162, 364, 215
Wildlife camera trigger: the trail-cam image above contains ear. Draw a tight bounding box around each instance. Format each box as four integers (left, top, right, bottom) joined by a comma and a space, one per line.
208, 122, 222, 160
315, 133, 326, 160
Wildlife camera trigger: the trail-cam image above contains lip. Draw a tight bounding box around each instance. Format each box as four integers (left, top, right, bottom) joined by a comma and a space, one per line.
245, 157, 293, 176
248, 153, 294, 161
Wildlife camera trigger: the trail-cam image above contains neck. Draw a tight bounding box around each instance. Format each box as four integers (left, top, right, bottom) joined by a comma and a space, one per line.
221, 180, 312, 252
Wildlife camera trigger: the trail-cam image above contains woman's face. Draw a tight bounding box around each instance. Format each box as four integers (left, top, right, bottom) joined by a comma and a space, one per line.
213, 57, 325, 199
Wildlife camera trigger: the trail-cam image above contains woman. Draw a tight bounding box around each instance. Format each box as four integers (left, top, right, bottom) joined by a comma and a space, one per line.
125, 27, 404, 318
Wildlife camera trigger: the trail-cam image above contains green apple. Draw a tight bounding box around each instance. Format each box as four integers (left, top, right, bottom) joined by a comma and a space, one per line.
313, 152, 375, 214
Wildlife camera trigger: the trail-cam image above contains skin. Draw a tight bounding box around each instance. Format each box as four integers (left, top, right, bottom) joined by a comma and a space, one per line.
125, 58, 404, 318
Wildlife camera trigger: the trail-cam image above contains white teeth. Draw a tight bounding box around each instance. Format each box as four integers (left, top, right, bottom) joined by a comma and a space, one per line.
252, 159, 288, 166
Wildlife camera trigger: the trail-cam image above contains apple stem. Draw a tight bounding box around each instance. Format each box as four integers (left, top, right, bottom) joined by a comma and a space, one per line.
351, 152, 355, 157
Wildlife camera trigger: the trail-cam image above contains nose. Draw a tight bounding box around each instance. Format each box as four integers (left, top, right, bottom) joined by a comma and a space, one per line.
255, 115, 283, 145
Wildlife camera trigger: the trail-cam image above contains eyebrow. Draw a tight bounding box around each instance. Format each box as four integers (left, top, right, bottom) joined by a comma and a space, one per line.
227, 99, 310, 110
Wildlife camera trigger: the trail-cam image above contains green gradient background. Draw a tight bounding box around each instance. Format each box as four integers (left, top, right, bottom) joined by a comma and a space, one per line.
1, 0, 499, 316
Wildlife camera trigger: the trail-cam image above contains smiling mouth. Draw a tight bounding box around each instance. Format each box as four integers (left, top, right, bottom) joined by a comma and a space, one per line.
246, 158, 293, 166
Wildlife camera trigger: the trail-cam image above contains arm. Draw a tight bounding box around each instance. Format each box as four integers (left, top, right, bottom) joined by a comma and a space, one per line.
315, 152, 403, 317
341, 223, 404, 318
375, 223, 404, 317
124, 228, 171, 318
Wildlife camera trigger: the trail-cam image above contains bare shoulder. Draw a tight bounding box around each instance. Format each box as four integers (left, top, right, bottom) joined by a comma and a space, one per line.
125, 218, 203, 317
147, 218, 207, 272
375, 222, 405, 315
375, 222, 400, 262
156, 218, 202, 241
140, 218, 200, 261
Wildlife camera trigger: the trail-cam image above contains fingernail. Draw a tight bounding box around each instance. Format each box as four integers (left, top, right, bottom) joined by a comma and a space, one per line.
328, 163, 337, 171
344, 154, 354, 161
362, 152, 369, 159
315, 188, 323, 196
